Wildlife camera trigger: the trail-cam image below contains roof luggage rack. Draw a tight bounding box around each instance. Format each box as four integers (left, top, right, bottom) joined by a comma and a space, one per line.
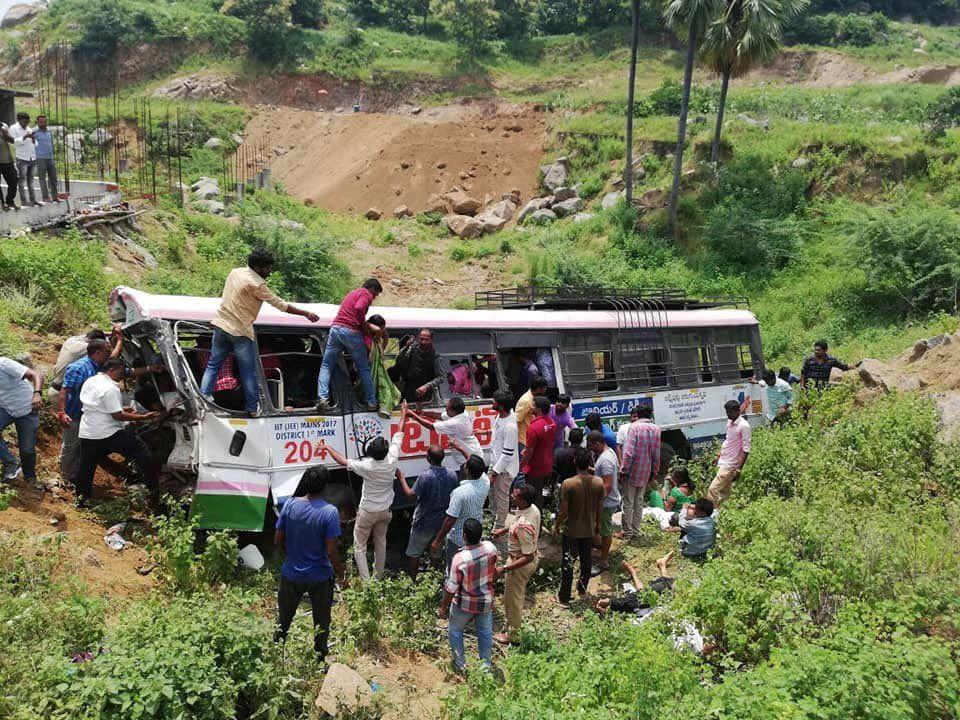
475, 285, 750, 312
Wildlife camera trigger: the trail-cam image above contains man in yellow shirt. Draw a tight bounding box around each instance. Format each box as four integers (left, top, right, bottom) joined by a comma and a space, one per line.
201, 250, 319, 415
515, 376, 547, 451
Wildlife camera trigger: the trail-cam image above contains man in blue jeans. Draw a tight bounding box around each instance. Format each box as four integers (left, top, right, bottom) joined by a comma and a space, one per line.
440, 518, 497, 673
0, 356, 43, 488
316, 278, 383, 411
201, 250, 319, 415
274, 466, 345, 661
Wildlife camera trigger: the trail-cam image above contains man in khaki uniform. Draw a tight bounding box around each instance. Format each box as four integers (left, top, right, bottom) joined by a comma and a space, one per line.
493, 484, 541, 644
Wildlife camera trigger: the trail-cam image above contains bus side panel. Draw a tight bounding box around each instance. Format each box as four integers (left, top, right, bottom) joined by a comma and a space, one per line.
569, 382, 764, 451
193, 415, 273, 531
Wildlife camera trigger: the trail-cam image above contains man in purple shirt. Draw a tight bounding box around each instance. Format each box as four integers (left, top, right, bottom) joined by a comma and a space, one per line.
549, 395, 576, 448
316, 278, 383, 411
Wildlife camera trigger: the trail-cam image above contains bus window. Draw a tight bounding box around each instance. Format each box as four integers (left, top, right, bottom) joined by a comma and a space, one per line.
257, 332, 324, 411
714, 327, 755, 381
669, 331, 714, 386
561, 333, 618, 395
434, 331, 496, 402
181, 331, 246, 412
618, 331, 669, 390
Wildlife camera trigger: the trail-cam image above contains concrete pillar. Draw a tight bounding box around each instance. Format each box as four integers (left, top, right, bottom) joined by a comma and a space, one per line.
261, 168, 272, 190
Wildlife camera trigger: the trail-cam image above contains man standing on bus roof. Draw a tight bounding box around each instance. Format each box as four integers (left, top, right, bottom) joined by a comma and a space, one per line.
800, 340, 852, 391
202, 250, 319, 416
618, 405, 660, 539
707, 399, 751, 506
317, 278, 384, 412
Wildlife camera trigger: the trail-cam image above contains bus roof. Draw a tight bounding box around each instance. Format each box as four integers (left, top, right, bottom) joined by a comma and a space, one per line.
113, 287, 760, 331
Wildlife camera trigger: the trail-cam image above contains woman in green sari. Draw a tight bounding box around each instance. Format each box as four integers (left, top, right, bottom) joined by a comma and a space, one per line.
367, 314, 400, 418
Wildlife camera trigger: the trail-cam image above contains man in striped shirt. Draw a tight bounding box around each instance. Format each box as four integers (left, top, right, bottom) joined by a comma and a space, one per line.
618, 405, 661, 539
440, 518, 497, 672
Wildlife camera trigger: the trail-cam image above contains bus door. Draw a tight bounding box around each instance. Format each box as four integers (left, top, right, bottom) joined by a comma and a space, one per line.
494, 331, 561, 401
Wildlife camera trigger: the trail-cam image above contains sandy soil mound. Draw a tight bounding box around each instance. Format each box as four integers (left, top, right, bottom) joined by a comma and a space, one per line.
243, 104, 547, 215
748, 49, 960, 88
855, 331, 960, 442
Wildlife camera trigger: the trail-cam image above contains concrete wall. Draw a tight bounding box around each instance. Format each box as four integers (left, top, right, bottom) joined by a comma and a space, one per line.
0, 178, 121, 233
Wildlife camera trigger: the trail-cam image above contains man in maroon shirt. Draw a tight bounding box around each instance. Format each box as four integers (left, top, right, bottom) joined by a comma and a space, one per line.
317, 278, 384, 410
519, 395, 557, 508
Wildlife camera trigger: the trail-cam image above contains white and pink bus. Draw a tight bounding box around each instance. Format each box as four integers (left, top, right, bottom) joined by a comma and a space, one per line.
109, 286, 767, 531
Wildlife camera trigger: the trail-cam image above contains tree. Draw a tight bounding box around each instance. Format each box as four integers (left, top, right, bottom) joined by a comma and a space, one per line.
701, 0, 807, 164
72, 0, 135, 63
290, 0, 325, 27
663, 0, 722, 236
222, 0, 294, 65
535, 0, 579, 34
438, 0, 498, 60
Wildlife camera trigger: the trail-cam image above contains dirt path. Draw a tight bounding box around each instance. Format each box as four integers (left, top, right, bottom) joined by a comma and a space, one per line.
243, 104, 547, 215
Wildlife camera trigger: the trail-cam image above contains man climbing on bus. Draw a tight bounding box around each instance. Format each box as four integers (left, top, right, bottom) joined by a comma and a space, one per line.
394, 328, 444, 404
202, 251, 320, 416
317, 278, 385, 411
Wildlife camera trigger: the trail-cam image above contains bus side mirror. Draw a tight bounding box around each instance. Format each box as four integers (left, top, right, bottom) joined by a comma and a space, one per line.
229, 431, 247, 457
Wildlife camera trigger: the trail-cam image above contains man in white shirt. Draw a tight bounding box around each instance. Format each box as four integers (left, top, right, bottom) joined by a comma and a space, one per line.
75, 359, 158, 507
616, 406, 641, 448
321, 426, 403, 582
488, 389, 519, 557
0, 356, 43, 486
9, 112, 37, 206
404, 396, 481, 470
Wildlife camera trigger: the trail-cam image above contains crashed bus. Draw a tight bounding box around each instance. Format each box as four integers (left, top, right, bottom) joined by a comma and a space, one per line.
108, 285, 768, 531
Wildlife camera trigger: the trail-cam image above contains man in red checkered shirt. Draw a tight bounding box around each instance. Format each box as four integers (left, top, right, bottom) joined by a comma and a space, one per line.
440, 518, 497, 672
195, 339, 242, 406
619, 405, 661, 539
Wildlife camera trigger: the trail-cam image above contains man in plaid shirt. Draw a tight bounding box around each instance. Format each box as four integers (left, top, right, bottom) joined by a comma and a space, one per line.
440, 518, 497, 672
619, 405, 661, 539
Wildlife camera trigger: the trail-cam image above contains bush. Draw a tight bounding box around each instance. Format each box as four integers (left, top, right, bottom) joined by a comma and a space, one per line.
70, 0, 134, 62
337, 572, 443, 652
437, 0, 498, 59
784, 11, 888, 47
925, 87, 960, 140
703, 200, 802, 275
855, 204, 960, 316
534, 0, 579, 34
148, 503, 237, 592
223, 0, 295, 65
34, 593, 302, 720
838, 11, 888, 47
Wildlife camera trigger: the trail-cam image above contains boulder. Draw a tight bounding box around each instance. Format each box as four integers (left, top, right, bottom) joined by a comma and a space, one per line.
393, 204, 413, 218
502, 190, 521, 205
88, 127, 113, 146
194, 199, 225, 214
364, 207, 383, 221
552, 186, 578, 203
552, 197, 583, 217
425, 193, 447, 214
152, 74, 235, 101
857, 359, 894, 392
905, 334, 952, 363
231, 132, 243, 144
540, 157, 569, 193
526, 209, 557, 225
791, 157, 811, 169
573, 212, 597, 223
517, 196, 553, 223
601, 191, 624, 210
738, 113, 770, 131
485, 199, 516, 222
65, 131, 84, 164
640, 188, 665, 208
204, 137, 223, 150
279, 219, 305, 231
190, 176, 220, 199
315, 664, 373, 717
445, 214, 484, 239
476, 213, 508, 234
1, 3, 39, 28
445, 190, 481, 216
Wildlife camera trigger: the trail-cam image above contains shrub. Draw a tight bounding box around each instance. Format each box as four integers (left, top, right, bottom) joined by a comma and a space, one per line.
148, 503, 237, 592
337, 572, 443, 652
925, 87, 960, 140
223, 0, 295, 65
837, 11, 888, 47
437, 0, 498, 59
855, 204, 960, 316
702, 200, 801, 275
534, 0, 579, 34
70, 0, 134, 62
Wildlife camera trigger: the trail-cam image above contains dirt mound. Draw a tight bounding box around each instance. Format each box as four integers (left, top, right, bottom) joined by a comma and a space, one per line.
749, 49, 960, 88
855, 331, 960, 442
243, 104, 546, 215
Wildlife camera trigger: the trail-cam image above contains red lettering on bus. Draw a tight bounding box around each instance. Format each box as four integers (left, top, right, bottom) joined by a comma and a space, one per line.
283, 441, 298, 464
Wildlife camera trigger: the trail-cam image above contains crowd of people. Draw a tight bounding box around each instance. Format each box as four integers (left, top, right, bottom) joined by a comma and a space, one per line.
0, 111, 62, 210
0, 254, 858, 673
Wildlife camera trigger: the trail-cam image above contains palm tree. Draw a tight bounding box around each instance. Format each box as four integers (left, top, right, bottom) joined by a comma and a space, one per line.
625, 0, 641, 206
663, 0, 722, 236
702, 0, 808, 164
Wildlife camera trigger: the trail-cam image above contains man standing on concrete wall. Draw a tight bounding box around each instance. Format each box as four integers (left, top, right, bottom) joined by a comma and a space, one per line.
0, 121, 17, 210
34, 115, 59, 203
9, 112, 37, 206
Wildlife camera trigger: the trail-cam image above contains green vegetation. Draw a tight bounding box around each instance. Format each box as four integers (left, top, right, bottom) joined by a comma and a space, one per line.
452, 389, 960, 719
